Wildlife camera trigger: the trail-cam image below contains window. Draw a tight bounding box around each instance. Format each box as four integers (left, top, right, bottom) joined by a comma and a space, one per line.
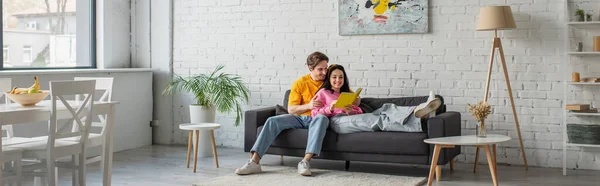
26, 22, 37, 30
22, 46, 32, 63
1, 0, 95, 69
2, 45, 8, 63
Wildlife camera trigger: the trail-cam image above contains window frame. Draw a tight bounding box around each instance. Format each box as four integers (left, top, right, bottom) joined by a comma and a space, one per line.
2, 45, 8, 63
0, 0, 97, 70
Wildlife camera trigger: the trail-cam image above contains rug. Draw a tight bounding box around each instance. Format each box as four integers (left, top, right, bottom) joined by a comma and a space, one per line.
194, 165, 427, 186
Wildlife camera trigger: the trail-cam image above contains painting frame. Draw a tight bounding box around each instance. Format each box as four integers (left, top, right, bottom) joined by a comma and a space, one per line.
338, 0, 429, 36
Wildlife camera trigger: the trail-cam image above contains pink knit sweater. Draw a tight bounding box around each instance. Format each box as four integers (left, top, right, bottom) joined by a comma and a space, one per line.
311, 89, 363, 118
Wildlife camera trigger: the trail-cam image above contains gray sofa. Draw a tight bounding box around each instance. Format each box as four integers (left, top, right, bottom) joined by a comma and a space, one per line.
244, 90, 461, 169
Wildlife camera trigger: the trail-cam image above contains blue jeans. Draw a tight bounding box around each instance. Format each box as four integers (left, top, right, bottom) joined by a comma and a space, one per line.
250, 114, 329, 158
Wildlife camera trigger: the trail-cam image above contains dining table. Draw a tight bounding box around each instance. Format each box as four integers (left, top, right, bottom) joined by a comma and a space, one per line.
0, 100, 119, 186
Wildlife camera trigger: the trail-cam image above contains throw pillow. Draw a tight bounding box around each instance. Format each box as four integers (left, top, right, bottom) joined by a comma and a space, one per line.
275, 104, 289, 115
359, 102, 374, 113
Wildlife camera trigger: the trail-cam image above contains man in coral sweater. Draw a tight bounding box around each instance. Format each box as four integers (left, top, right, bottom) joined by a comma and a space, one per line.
235, 51, 330, 176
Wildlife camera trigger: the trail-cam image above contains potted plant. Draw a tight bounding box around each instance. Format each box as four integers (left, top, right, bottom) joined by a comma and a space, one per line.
468, 101, 492, 138
163, 64, 250, 126
576, 9, 585, 22
587, 13, 593, 21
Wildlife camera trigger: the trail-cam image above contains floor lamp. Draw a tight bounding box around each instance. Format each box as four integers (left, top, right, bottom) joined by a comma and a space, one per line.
473, 6, 529, 171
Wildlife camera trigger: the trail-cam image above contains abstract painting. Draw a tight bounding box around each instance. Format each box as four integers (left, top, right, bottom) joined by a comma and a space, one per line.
339, 0, 428, 35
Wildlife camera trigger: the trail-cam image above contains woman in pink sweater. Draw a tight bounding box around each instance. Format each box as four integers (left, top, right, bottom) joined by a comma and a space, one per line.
311, 64, 363, 118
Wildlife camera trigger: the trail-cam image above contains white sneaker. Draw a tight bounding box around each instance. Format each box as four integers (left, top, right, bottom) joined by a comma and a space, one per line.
414, 98, 442, 118
235, 159, 262, 175
298, 160, 312, 176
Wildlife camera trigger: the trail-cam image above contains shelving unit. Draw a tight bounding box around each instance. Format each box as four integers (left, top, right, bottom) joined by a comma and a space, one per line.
563, 1, 600, 176
567, 52, 600, 55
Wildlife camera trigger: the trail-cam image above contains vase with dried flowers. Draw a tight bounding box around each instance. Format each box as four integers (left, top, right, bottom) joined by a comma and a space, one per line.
468, 101, 492, 138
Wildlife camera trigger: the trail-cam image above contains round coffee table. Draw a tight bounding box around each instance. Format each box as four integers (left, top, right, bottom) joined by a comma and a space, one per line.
424, 134, 511, 186
179, 123, 221, 173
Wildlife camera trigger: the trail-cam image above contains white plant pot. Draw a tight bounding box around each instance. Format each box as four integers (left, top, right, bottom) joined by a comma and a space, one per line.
190, 105, 216, 157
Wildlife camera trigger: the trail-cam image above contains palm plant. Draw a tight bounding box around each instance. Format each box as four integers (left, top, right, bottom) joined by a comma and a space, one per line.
163, 65, 250, 126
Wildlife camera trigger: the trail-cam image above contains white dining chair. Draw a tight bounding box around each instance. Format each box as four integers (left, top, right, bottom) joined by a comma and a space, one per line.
1, 147, 23, 186
0, 78, 44, 145
70, 77, 113, 165
12, 80, 96, 186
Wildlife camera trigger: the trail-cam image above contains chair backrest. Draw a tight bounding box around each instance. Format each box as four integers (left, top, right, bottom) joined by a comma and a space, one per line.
0, 78, 14, 138
0, 78, 10, 104
73, 77, 113, 136
74, 77, 113, 102
48, 80, 95, 152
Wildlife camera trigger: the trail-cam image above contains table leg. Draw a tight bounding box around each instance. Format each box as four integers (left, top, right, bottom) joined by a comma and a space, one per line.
483, 145, 498, 186
492, 144, 497, 172
427, 145, 442, 186
102, 104, 116, 186
210, 130, 219, 168
450, 158, 454, 171
194, 130, 199, 173
435, 165, 442, 181
187, 130, 193, 168
474, 147, 479, 173
0, 116, 4, 186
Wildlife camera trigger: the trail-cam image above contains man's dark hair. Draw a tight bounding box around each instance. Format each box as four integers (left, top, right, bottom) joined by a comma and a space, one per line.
306, 51, 329, 69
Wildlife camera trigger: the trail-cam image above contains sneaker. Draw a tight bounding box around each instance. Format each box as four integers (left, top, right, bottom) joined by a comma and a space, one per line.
414, 98, 442, 118
298, 160, 312, 176
235, 159, 262, 175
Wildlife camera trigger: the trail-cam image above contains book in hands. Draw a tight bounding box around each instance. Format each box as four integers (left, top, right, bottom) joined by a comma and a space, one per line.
334, 88, 363, 109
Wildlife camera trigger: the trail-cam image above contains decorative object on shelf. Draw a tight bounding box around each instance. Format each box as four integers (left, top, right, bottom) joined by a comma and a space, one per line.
581, 77, 600, 82
572, 72, 581, 82
567, 124, 600, 145
566, 104, 590, 111
576, 42, 583, 52
587, 13, 593, 21
571, 108, 599, 113
594, 37, 600, 51
476, 5, 528, 169
468, 101, 492, 138
338, 0, 428, 35
576, 9, 585, 22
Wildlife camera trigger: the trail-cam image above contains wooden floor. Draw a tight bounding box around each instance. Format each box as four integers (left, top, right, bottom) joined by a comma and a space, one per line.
38, 145, 600, 186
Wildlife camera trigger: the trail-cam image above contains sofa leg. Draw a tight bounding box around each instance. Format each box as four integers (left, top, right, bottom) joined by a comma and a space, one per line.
280, 155, 284, 165
345, 161, 350, 171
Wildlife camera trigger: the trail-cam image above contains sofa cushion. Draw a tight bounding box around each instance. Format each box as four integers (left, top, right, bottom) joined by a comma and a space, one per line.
257, 127, 338, 151
283, 90, 291, 108
335, 132, 429, 155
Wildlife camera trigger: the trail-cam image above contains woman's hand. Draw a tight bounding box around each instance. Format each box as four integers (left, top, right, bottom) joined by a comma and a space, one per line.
343, 105, 353, 114
352, 96, 361, 106
330, 100, 337, 111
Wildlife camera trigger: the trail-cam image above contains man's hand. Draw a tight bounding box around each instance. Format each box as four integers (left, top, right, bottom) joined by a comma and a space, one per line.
310, 95, 323, 109
343, 105, 353, 114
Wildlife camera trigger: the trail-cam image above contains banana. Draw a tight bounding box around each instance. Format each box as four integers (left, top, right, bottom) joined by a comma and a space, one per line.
8, 76, 40, 94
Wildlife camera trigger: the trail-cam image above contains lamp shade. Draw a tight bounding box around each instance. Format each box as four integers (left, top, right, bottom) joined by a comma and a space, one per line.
476, 6, 516, 31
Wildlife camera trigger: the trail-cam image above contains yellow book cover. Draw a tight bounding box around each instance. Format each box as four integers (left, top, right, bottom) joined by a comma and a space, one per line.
334, 88, 363, 108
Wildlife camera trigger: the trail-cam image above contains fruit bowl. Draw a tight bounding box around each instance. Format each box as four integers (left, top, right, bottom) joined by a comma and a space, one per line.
5, 91, 50, 107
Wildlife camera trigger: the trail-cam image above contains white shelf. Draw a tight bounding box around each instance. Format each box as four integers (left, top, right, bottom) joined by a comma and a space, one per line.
568, 112, 600, 116
569, 82, 600, 85
566, 143, 600, 148
567, 21, 600, 28
568, 52, 600, 55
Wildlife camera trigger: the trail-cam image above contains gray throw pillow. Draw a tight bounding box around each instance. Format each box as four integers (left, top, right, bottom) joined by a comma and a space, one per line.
275, 104, 289, 115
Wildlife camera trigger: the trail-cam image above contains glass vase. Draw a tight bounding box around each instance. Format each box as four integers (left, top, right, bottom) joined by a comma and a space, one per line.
476, 120, 487, 138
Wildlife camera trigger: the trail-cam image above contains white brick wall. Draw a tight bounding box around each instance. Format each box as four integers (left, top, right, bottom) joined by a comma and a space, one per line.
171, 0, 600, 170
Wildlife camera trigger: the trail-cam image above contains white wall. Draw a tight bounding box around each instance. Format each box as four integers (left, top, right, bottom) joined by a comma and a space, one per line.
131, 0, 174, 145
170, 0, 600, 170
97, 0, 131, 69
0, 69, 153, 153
